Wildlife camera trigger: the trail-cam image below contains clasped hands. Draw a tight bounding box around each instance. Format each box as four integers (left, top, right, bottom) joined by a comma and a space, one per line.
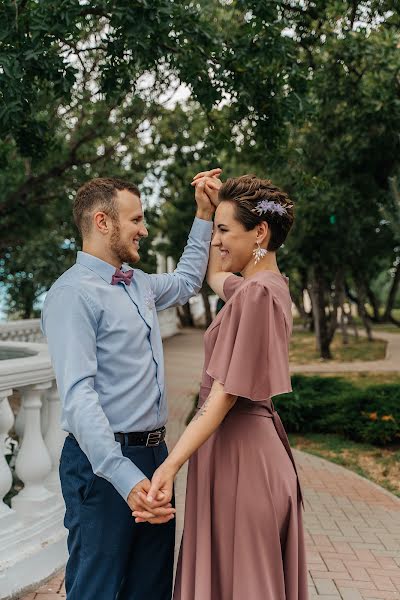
128, 461, 177, 525
128, 168, 223, 526
192, 168, 223, 213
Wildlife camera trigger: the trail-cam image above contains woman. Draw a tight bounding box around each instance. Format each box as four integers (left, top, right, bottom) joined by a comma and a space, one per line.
134, 171, 308, 600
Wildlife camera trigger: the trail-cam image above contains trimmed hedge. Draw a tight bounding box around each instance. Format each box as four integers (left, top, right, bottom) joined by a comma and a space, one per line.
274, 375, 400, 446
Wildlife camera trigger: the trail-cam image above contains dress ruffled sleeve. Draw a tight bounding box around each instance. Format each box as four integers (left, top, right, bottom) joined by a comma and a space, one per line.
206, 280, 292, 401
223, 274, 243, 301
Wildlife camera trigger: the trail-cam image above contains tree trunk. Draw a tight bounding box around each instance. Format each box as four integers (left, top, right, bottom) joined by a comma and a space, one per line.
308, 266, 333, 360
343, 280, 359, 338
177, 302, 194, 327
344, 301, 359, 340
383, 260, 400, 322
329, 271, 340, 344
354, 278, 373, 341
291, 290, 311, 329
336, 273, 349, 344
349, 311, 359, 339
340, 308, 349, 345
366, 285, 380, 322
200, 287, 213, 328
22, 287, 35, 319
308, 272, 321, 354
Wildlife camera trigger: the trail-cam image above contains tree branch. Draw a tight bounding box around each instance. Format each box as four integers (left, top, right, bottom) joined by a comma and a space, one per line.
349, 0, 360, 30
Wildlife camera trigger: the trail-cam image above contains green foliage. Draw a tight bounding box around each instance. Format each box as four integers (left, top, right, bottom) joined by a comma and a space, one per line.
0, 0, 212, 152
0, 0, 308, 316
0, 0, 304, 159
334, 385, 400, 446
148, 104, 215, 262
274, 374, 354, 433
273, 23, 400, 277
1, 0, 399, 326
275, 375, 400, 446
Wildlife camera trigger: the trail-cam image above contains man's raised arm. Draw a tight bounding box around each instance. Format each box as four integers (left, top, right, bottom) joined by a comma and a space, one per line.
148, 168, 221, 311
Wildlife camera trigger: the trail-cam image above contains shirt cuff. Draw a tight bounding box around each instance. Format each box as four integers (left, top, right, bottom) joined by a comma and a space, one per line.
109, 456, 147, 501
191, 217, 213, 242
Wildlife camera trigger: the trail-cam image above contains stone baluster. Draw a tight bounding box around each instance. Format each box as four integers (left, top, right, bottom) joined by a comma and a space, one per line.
44, 381, 66, 493
0, 389, 19, 529
156, 252, 167, 274
12, 383, 55, 519
41, 392, 49, 437
14, 402, 25, 439
166, 256, 176, 273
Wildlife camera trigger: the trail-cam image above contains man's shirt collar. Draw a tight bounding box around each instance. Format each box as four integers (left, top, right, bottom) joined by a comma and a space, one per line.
76, 251, 131, 284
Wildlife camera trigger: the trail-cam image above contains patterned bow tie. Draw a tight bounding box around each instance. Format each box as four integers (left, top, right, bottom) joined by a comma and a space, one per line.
111, 268, 134, 286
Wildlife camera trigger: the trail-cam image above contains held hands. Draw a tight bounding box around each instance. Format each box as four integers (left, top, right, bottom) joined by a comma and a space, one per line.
132, 463, 177, 525
193, 168, 223, 219
192, 168, 223, 211
128, 478, 175, 525
131, 168, 224, 527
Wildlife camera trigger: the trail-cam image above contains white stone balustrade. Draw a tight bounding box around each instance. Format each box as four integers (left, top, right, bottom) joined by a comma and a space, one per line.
0, 319, 44, 343
12, 383, 55, 519
0, 308, 179, 598
45, 382, 67, 494
0, 389, 15, 524
0, 342, 65, 599
0, 310, 178, 345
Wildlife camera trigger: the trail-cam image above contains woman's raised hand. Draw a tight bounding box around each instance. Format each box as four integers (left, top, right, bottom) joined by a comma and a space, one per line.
191, 168, 223, 208
192, 168, 222, 183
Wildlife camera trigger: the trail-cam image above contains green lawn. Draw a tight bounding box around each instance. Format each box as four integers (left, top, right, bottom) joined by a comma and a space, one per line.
369, 323, 400, 334
289, 329, 387, 364
293, 309, 400, 335
289, 432, 400, 498
308, 371, 400, 387
353, 311, 400, 334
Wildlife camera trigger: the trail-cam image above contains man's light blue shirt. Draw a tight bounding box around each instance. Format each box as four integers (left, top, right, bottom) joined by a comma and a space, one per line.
41, 217, 212, 501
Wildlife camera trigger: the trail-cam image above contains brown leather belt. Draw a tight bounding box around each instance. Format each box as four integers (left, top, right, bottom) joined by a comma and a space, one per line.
114, 426, 166, 447
69, 426, 166, 448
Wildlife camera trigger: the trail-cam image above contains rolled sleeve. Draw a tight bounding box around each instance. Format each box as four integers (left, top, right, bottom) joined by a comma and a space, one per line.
42, 285, 146, 501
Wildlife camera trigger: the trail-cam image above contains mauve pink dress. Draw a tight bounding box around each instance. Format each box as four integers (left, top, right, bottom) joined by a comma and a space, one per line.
173, 272, 308, 600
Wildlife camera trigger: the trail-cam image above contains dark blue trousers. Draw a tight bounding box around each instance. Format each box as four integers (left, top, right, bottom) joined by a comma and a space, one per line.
59, 436, 175, 600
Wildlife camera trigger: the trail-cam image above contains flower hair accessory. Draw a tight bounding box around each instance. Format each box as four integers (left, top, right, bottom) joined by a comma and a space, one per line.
253, 200, 289, 216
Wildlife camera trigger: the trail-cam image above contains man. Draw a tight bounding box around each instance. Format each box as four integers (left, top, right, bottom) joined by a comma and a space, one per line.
41, 173, 219, 600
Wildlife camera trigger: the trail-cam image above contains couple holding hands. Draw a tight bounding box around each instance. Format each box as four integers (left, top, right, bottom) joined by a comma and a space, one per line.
42, 168, 308, 600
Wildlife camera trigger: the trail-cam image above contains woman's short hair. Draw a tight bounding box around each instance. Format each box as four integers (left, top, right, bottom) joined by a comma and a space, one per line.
73, 177, 140, 237
218, 175, 294, 251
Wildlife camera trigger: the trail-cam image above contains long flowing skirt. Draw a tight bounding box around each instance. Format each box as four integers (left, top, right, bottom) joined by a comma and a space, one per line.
173, 406, 308, 600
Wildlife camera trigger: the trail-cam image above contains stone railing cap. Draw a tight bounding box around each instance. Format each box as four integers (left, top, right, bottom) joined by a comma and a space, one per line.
0, 341, 53, 392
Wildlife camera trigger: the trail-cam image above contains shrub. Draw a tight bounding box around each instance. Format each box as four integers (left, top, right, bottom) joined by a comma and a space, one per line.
274, 377, 400, 446
336, 385, 400, 445
274, 375, 352, 434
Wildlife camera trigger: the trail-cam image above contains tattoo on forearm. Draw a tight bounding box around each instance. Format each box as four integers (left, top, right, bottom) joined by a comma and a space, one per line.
193, 396, 212, 422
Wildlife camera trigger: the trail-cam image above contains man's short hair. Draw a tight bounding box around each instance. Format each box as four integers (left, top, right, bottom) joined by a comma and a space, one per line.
73, 177, 141, 238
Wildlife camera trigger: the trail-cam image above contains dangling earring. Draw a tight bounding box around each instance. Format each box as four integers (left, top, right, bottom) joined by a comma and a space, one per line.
253, 241, 268, 265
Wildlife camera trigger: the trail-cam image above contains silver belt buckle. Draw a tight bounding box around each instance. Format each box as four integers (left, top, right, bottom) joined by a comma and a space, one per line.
146, 430, 162, 447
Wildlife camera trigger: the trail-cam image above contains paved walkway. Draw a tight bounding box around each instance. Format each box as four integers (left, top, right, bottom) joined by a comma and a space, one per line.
19, 329, 400, 600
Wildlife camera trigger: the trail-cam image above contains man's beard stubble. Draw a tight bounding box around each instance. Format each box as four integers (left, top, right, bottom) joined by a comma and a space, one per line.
110, 221, 137, 266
